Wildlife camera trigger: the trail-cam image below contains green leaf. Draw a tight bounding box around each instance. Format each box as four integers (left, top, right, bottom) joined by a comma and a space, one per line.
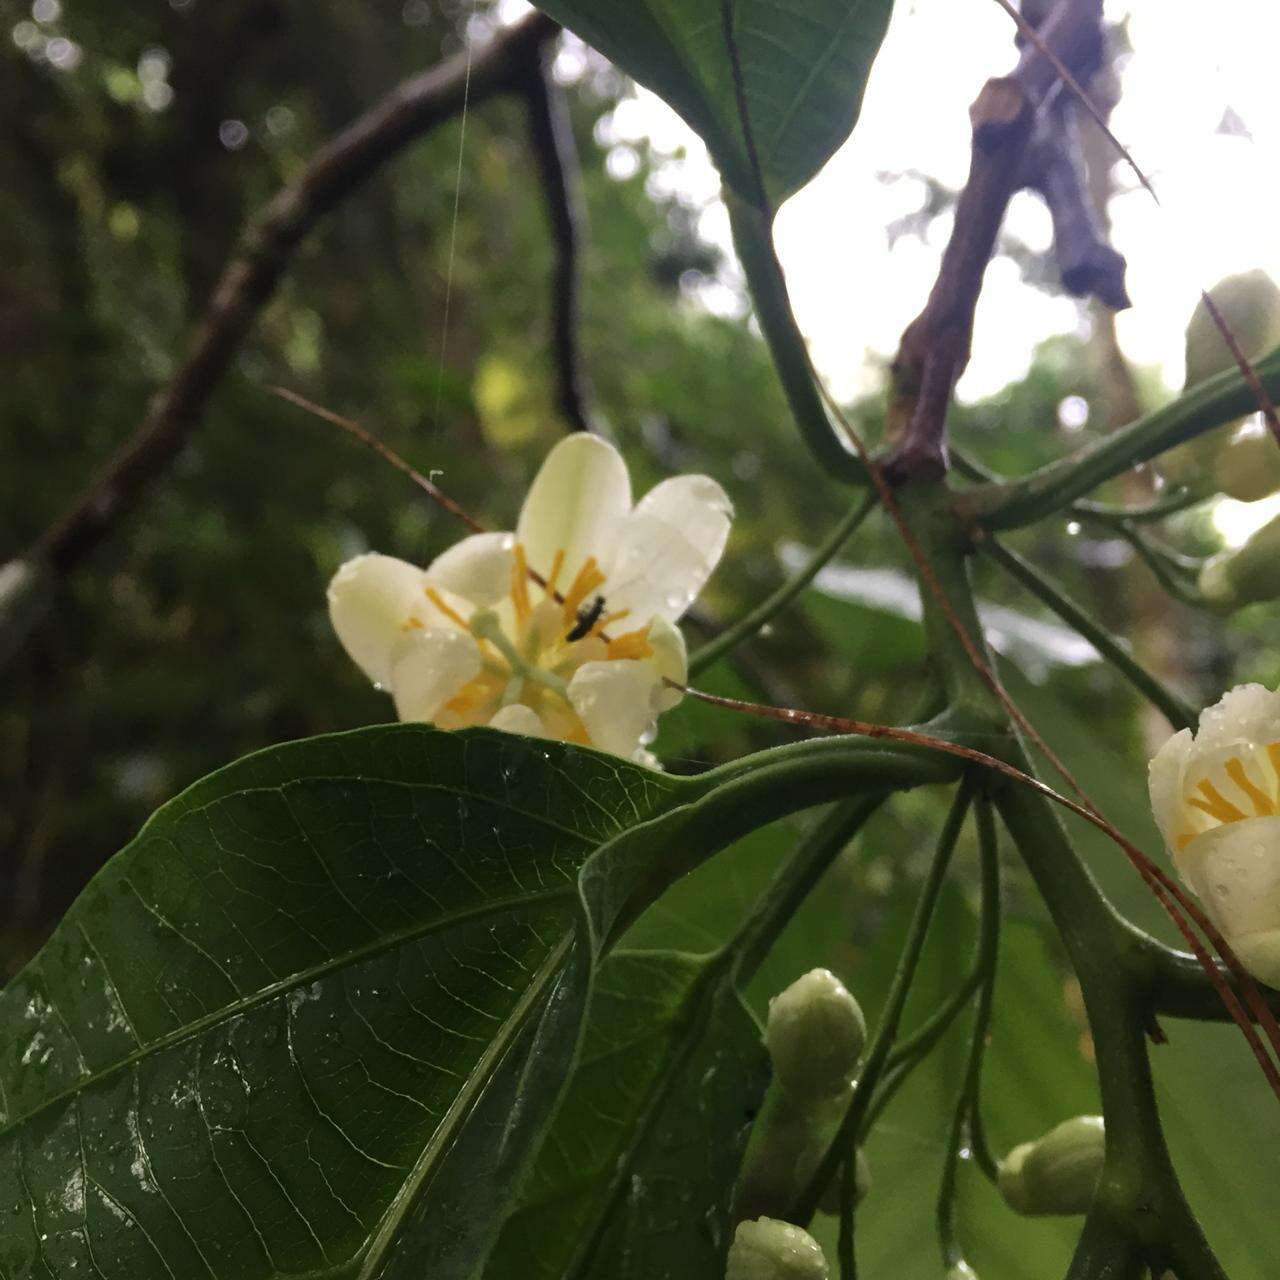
533, 0, 894, 203
0, 725, 700, 1280
488, 949, 768, 1280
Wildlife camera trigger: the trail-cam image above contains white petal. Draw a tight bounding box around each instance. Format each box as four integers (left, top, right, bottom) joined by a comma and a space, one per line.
1177, 816, 1280, 988
487, 703, 550, 739
1148, 727, 1193, 850
389, 628, 481, 722
516, 435, 631, 586
567, 659, 661, 758
426, 531, 516, 606
601, 474, 733, 622
328, 553, 427, 687
645, 615, 688, 712
1194, 683, 1280, 756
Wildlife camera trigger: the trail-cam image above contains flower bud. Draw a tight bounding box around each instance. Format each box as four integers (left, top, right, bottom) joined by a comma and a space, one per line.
766, 969, 866, 1099
1198, 510, 1280, 610
997, 1116, 1105, 1217
1212, 418, 1280, 503
726, 1218, 829, 1280
1160, 270, 1280, 495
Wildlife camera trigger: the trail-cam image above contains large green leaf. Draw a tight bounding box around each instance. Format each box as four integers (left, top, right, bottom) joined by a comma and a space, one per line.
0, 719, 951, 1278
0, 725, 698, 1280
488, 949, 768, 1279
533, 0, 895, 203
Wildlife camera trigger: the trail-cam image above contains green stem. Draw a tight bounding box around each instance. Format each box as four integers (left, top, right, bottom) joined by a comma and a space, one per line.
981, 538, 1197, 731
951, 447, 1200, 524
965, 795, 1002, 1184
1124, 926, 1280, 1022
787, 777, 977, 1224
965, 346, 1280, 530
690, 492, 878, 678
996, 775, 1225, 1280
725, 190, 867, 485
1111, 521, 1208, 609
936, 794, 1001, 1269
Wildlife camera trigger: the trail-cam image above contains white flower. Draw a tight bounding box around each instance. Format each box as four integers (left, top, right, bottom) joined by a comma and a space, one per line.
1148, 683, 1280, 986
327, 434, 732, 765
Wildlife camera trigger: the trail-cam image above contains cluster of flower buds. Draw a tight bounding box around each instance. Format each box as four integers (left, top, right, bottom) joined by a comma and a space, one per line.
735, 969, 869, 1225
1159, 269, 1280, 501
726, 1217, 829, 1280
997, 1115, 1106, 1217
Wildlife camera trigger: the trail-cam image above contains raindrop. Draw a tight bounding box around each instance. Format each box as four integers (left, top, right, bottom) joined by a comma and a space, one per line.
1066, 521, 1082, 536
218, 118, 249, 151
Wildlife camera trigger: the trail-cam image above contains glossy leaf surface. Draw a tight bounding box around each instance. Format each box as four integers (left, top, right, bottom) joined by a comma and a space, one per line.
489, 949, 767, 1279
0, 725, 696, 1279
532, 0, 894, 203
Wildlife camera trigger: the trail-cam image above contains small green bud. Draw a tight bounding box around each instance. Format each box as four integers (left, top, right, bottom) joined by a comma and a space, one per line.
998, 1115, 1105, 1217
1185, 269, 1280, 389
726, 1218, 829, 1280
1161, 270, 1280, 494
766, 969, 866, 1098
1213, 419, 1280, 503
1198, 510, 1280, 610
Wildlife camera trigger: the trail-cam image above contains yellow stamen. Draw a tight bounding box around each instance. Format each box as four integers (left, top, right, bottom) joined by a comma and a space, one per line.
1226, 756, 1275, 816
401, 616, 423, 631
561, 556, 605, 624
425, 586, 469, 631
1268, 742, 1280, 783
605, 626, 654, 661
511, 543, 531, 624
544, 548, 565, 597
591, 608, 630, 638
1176, 832, 1196, 851
1188, 778, 1247, 824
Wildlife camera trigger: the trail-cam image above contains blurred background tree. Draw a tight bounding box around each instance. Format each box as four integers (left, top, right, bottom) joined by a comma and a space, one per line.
2, 2, 1277, 1275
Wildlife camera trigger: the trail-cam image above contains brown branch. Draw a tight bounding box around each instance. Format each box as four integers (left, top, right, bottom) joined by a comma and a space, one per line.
885, 0, 1105, 481
1023, 98, 1130, 309
515, 42, 607, 437
4, 12, 559, 646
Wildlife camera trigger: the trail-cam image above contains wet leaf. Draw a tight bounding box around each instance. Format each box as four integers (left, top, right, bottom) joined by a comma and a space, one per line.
533, 0, 894, 204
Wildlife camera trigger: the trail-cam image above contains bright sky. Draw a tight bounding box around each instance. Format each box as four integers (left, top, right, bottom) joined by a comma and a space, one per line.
576, 0, 1280, 543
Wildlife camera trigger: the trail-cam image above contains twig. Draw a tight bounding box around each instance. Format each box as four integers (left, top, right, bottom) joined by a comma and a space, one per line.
885, 0, 1105, 480
516, 40, 605, 436
7, 13, 559, 631
1022, 98, 1130, 309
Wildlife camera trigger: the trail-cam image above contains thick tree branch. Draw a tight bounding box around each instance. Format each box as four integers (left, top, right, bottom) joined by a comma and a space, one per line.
3, 12, 559, 652
885, 0, 1105, 481
516, 42, 605, 437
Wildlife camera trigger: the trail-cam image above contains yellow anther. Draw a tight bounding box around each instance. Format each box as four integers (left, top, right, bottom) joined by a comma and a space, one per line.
1226, 756, 1275, 816
561, 556, 606, 624
1188, 778, 1247, 824
605, 626, 654, 661
544, 548, 565, 597
592, 608, 631, 637
401, 616, 423, 631
425, 586, 469, 631
511, 543, 532, 623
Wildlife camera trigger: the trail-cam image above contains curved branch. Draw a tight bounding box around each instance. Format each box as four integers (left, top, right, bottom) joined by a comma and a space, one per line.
516, 40, 606, 436
2, 12, 560, 658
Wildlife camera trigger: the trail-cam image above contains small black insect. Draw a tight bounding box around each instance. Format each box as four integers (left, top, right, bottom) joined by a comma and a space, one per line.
565, 594, 606, 643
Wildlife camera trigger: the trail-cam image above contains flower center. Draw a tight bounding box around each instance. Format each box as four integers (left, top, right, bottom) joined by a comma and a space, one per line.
421, 542, 654, 734
1178, 741, 1280, 848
